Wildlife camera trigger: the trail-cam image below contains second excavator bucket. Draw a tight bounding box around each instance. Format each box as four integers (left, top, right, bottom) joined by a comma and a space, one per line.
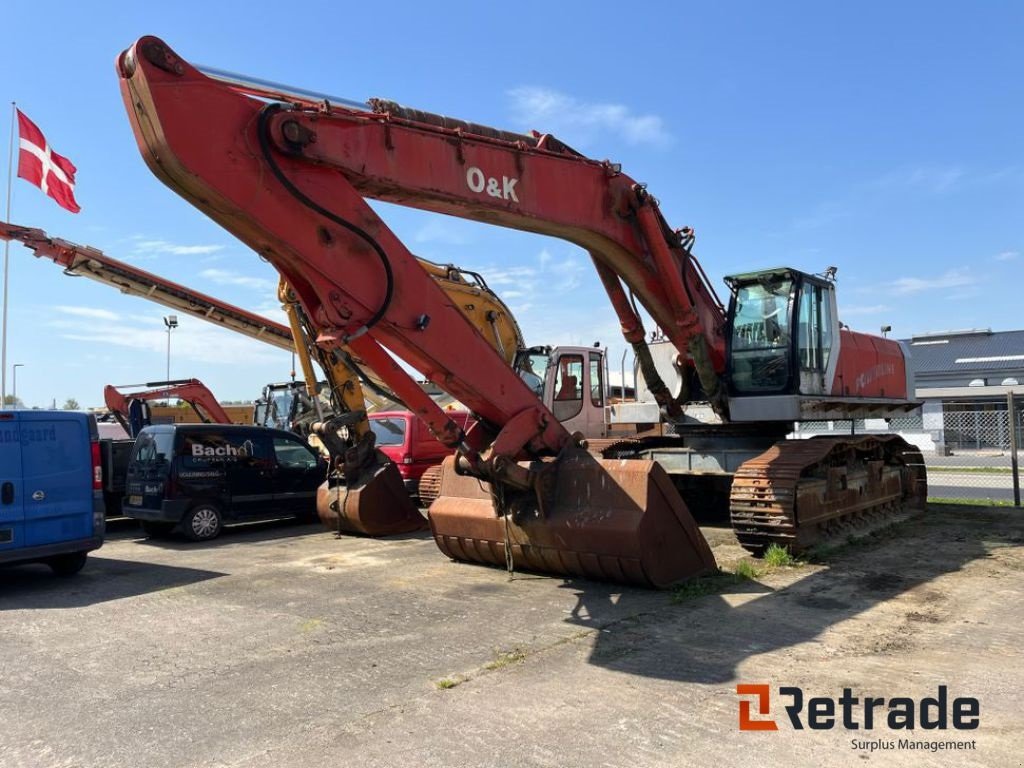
428, 449, 716, 588
317, 457, 428, 536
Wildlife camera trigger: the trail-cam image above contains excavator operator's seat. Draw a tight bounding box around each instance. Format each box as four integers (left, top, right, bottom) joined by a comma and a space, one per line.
556, 375, 579, 402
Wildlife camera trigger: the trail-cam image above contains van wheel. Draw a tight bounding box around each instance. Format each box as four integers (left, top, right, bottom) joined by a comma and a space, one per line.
140, 521, 175, 538
48, 551, 88, 577
183, 503, 223, 542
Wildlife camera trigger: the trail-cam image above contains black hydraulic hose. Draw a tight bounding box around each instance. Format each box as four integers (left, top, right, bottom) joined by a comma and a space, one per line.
256, 103, 394, 340
337, 349, 407, 407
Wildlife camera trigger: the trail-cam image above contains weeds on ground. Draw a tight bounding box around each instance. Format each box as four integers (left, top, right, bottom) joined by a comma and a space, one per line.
928, 496, 1019, 507
762, 543, 798, 567
484, 648, 527, 671
671, 565, 759, 603
435, 677, 463, 690
734, 560, 761, 579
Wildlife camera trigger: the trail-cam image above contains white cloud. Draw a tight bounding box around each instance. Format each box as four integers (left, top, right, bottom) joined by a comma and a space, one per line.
131, 238, 226, 256
49, 316, 282, 366
507, 87, 671, 148
55, 305, 120, 321
546, 255, 586, 291
994, 250, 1019, 262
199, 268, 276, 292
485, 265, 540, 287
870, 166, 966, 194
888, 269, 977, 296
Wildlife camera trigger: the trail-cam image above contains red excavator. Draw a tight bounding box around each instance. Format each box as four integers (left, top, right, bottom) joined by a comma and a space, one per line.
105, 378, 233, 437
116, 37, 926, 587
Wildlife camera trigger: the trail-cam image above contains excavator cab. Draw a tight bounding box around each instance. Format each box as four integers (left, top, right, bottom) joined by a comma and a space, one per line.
725, 268, 838, 401
515, 346, 608, 439
255, 381, 316, 433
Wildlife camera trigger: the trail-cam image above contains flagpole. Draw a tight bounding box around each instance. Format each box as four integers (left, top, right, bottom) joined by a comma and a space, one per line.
1, 101, 13, 409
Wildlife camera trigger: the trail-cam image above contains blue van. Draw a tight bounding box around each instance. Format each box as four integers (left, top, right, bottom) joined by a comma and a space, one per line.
0, 410, 106, 576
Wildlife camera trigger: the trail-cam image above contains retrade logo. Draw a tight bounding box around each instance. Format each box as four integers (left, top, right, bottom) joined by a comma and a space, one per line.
737, 684, 779, 731
736, 684, 979, 732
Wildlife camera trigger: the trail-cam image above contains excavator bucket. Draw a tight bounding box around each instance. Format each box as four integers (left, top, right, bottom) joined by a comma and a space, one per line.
428, 449, 716, 588
317, 459, 428, 536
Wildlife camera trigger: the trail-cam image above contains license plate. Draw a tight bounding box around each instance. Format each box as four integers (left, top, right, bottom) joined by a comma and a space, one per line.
128, 495, 143, 506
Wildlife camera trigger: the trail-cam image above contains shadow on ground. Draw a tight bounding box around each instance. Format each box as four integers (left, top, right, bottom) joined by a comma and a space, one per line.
553, 506, 1024, 684
0, 555, 225, 610
125, 516, 326, 550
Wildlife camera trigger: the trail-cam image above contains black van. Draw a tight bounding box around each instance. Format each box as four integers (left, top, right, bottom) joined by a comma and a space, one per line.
122, 423, 325, 541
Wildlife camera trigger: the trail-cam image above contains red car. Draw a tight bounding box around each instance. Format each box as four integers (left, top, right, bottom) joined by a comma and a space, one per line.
368, 410, 473, 497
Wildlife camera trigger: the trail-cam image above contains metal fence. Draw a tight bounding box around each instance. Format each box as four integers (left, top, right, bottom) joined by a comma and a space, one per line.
791, 395, 1022, 507
942, 408, 1024, 452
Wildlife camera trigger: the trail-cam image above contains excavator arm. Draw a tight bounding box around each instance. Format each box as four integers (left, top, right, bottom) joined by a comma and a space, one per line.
117, 38, 726, 461
104, 378, 232, 436
116, 36, 716, 586
0, 221, 295, 350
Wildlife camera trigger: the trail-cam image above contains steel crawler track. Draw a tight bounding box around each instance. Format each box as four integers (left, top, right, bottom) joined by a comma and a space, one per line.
730, 434, 927, 554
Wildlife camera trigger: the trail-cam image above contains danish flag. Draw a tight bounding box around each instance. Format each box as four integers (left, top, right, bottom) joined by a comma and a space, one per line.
16, 109, 81, 213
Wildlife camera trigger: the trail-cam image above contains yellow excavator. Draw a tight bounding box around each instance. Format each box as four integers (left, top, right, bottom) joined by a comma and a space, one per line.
278, 262, 525, 535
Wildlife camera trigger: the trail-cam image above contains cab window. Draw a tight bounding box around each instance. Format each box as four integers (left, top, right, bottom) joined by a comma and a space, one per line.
518, 351, 550, 398
589, 352, 604, 407
797, 283, 835, 373
552, 354, 584, 422
730, 276, 794, 393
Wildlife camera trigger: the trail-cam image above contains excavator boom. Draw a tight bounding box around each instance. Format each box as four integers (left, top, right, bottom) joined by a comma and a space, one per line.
117, 35, 716, 586
0, 221, 294, 350
105, 378, 232, 436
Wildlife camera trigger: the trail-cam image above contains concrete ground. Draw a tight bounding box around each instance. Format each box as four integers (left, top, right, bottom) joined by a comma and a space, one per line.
0, 505, 1021, 768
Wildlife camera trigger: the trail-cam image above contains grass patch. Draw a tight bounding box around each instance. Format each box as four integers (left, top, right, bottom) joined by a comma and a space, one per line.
762, 543, 799, 567
435, 676, 464, 690
671, 564, 760, 603
928, 497, 1019, 507
483, 647, 527, 671
734, 560, 762, 580
298, 618, 324, 633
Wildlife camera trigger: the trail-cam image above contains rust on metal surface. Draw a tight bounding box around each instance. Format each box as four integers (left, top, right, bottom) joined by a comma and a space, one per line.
730, 435, 927, 554
417, 464, 444, 506
428, 450, 716, 588
317, 459, 427, 536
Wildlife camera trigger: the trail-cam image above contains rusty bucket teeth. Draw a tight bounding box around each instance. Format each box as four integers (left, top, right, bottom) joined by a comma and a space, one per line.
427, 449, 716, 589
317, 457, 427, 536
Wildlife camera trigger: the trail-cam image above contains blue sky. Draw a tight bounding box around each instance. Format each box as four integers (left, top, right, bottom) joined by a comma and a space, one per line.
0, 1, 1020, 408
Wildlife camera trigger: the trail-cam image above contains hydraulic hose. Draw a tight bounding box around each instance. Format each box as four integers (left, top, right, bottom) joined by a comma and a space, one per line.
256, 103, 394, 340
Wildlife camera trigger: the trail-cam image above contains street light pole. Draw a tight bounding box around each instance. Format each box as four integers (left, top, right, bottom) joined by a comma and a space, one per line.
12, 363, 23, 408
163, 315, 178, 380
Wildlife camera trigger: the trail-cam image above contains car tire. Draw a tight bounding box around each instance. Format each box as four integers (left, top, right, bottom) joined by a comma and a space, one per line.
182, 503, 223, 542
48, 551, 88, 577
140, 520, 176, 538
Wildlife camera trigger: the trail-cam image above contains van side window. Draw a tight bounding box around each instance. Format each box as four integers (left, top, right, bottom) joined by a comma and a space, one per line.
274, 438, 319, 470
369, 417, 407, 447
